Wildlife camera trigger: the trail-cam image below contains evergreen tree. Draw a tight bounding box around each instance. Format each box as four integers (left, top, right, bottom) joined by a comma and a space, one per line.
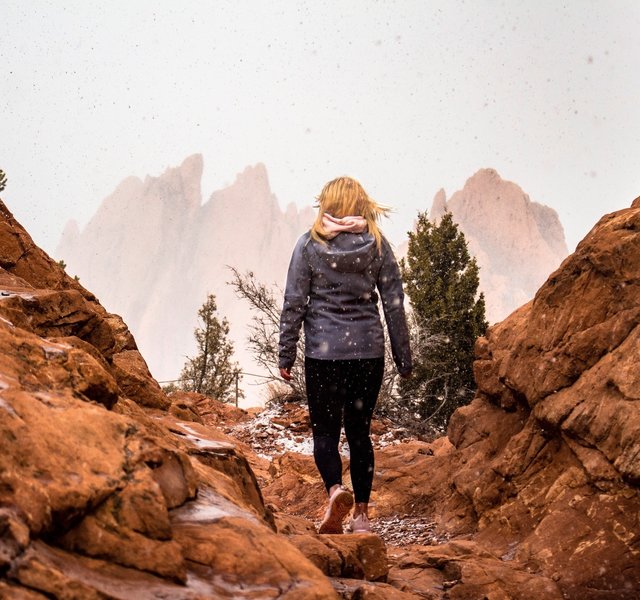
179, 294, 242, 403
400, 211, 487, 426
0, 170, 7, 193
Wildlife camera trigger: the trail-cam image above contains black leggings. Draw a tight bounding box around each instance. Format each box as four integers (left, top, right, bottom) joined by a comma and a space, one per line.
305, 356, 384, 503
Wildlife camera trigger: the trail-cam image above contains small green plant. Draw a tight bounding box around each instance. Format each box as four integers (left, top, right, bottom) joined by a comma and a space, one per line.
177, 294, 242, 404
57, 259, 80, 282
162, 382, 179, 394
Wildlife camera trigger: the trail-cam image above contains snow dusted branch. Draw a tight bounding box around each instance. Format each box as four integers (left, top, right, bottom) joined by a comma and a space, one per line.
227, 266, 306, 403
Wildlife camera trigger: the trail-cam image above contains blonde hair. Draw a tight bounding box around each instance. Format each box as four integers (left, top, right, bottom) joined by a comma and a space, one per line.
310, 176, 389, 251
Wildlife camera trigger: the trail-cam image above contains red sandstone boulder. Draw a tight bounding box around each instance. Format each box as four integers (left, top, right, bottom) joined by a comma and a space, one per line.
387, 541, 562, 599
169, 390, 250, 426
288, 533, 389, 582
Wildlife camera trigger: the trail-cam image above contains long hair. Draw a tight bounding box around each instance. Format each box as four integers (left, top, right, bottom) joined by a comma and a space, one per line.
310, 176, 389, 251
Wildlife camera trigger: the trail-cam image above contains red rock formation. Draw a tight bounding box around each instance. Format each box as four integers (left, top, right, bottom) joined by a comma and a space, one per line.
374, 198, 640, 598
0, 199, 342, 597
57, 161, 568, 400
429, 168, 569, 322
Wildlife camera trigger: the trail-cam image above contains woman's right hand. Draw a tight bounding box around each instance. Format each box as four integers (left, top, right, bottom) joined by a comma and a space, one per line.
280, 367, 293, 381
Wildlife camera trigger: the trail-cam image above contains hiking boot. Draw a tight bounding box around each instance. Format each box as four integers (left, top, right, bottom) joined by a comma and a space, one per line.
347, 513, 371, 534
318, 486, 354, 534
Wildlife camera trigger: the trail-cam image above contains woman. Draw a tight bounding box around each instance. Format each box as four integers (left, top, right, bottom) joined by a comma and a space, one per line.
278, 176, 412, 534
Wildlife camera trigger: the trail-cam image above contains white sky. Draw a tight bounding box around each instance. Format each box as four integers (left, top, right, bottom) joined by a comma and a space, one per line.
2, 0, 640, 254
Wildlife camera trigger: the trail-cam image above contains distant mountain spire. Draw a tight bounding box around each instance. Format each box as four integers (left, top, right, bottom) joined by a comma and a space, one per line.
55, 156, 314, 393
429, 188, 447, 222
426, 168, 568, 323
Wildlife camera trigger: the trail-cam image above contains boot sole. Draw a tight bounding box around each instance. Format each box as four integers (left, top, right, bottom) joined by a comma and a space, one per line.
318, 489, 354, 534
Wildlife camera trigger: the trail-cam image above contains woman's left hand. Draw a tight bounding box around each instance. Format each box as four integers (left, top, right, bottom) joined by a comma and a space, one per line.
280, 367, 292, 381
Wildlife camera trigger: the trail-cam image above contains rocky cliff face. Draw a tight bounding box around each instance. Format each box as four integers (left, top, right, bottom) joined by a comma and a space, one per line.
383, 197, 640, 597
429, 168, 569, 322
0, 199, 375, 598
56, 155, 314, 389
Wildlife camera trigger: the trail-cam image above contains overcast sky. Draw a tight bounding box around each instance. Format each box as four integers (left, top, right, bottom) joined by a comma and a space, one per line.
2, 1, 639, 255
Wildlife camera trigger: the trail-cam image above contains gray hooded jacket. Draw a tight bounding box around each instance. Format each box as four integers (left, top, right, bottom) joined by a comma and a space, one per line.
278, 231, 412, 375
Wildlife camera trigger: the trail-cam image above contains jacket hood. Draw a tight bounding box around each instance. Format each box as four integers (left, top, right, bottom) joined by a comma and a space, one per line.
307, 232, 378, 273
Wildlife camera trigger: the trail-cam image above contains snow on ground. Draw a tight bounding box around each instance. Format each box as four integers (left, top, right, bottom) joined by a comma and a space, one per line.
226, 403, 315, 459
227, 402, 418, 460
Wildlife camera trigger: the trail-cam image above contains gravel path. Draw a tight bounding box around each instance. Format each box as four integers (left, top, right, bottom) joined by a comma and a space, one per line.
371, 515, 450, 546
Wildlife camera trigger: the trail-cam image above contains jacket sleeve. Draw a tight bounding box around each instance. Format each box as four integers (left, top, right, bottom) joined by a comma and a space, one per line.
278, 235, 312, 370
377, 238, 412, 375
